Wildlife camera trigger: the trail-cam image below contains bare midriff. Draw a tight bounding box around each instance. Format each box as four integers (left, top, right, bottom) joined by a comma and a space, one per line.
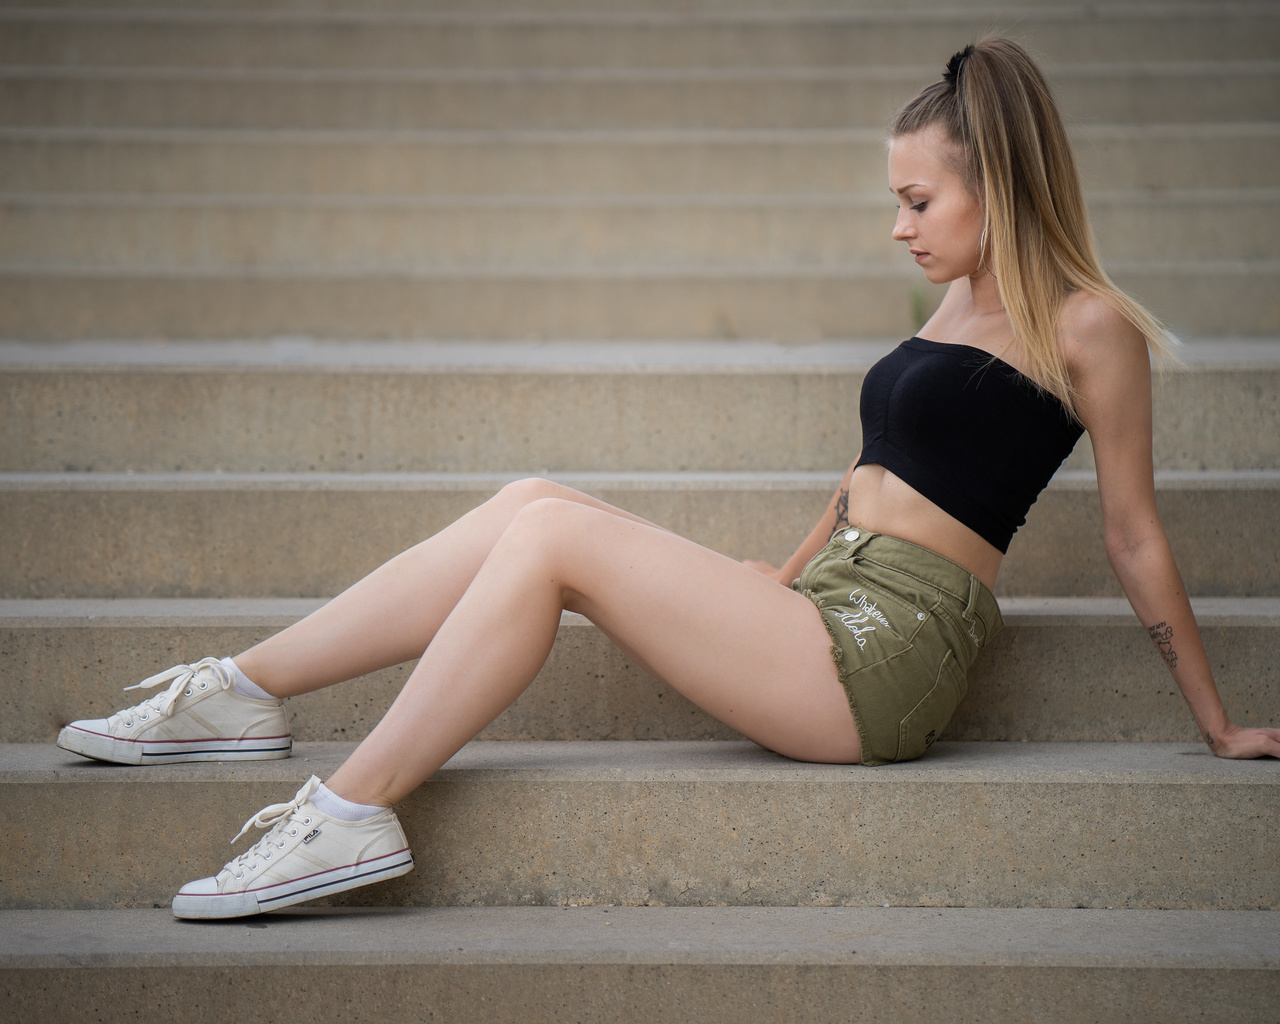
845, 463, 1003, 592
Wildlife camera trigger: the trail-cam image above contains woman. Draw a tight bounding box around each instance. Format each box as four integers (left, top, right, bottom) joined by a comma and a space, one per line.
57, 38, 1279, 920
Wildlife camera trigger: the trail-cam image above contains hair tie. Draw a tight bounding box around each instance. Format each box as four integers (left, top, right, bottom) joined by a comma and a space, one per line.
943, 45, 974, 89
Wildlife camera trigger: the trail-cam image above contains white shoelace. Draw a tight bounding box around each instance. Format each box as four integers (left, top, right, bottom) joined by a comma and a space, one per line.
225, 776, 323, 878
112, 657, 231, 727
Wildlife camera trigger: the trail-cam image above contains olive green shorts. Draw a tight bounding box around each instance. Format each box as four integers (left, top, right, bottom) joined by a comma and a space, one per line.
793, 527, 1003, 765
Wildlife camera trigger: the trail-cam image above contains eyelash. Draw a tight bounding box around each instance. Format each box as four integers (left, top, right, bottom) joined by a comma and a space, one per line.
911, 201, 927, 213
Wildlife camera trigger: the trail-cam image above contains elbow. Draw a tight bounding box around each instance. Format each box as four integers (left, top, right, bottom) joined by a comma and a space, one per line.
1103, 520, 1167, 572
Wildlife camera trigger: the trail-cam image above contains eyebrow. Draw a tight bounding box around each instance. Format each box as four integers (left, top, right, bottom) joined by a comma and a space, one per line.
891, 183, 926, 196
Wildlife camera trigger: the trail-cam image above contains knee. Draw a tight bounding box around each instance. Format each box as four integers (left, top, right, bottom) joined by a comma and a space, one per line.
495, 477, 570, 511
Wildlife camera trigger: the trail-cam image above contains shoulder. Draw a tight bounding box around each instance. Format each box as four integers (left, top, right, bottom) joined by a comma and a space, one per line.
1056, 290, 1150, 418
1057, 290, 1146, 378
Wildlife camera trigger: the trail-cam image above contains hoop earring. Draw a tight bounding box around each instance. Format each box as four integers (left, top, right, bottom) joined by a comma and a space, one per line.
977, 225, 995, 277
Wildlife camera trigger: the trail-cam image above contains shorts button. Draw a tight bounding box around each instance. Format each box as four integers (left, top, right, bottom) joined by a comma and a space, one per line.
916, 611, 926, 620
844, 530, 859, 541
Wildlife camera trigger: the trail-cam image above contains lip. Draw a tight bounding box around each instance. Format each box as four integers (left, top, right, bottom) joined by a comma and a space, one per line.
910, 250, 929, 263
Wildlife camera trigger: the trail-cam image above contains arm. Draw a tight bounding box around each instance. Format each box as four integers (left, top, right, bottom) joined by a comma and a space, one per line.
744, 460, 858, 585
1067, 298, 1280, 758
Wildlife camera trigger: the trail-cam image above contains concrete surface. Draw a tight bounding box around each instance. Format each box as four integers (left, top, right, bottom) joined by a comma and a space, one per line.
2, 124, 1276, 196
3, 907, 1277, 1022
2, 340, 1277, 472
5, 7, 1276, 67
2, 470, 1277, 597
3, 598, 1278, 744
2, 64, 1274, 131
3, 263, 1274, 340
4, 740, 1277, 911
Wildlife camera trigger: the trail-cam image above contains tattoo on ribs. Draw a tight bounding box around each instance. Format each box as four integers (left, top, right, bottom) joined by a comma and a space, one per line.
830, 487, 851, 538
1147, 621, 1179, 670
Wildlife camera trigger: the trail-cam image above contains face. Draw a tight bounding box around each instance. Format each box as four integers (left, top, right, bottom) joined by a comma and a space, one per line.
888, 125, 986, 285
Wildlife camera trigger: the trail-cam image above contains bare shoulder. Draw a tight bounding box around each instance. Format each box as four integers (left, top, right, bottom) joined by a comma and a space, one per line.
1054, 288, 1157, 414
1057, 290, 1147, 384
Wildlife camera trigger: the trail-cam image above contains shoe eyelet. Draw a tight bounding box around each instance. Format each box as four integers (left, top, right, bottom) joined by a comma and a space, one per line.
198, 682, 208, 690
289, 829, 298, 836
185, 689, 192, 696
304, 817, 312, 825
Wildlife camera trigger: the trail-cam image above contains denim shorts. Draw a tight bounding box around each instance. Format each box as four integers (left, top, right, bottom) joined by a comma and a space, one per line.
793, 527, 1003, 765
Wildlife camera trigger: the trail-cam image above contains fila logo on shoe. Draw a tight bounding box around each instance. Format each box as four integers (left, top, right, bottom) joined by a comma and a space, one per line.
302, 828, 321, 844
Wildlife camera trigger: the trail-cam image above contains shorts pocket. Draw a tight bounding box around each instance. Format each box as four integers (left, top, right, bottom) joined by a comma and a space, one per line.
896, 648, 968, 762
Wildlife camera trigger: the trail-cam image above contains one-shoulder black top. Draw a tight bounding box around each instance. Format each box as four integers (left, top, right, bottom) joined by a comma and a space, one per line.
858, 337, 1085, 553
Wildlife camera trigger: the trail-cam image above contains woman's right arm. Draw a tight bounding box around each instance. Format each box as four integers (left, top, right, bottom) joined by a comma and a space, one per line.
744, 460, 858, 584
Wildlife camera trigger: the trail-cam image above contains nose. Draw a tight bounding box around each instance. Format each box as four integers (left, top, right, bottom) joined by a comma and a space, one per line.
892, 207, 914, 242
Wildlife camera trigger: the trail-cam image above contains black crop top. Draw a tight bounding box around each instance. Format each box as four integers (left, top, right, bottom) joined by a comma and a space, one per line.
858, 337, 1084, 553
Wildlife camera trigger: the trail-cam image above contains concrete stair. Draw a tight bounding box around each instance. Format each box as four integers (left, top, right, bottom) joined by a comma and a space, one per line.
4, 907, 1276, 1023
2, 0, 1278, 1019
4, 597, 1278, 745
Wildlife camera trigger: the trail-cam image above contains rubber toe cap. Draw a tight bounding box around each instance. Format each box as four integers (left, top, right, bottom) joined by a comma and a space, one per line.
176, 876, 219, 896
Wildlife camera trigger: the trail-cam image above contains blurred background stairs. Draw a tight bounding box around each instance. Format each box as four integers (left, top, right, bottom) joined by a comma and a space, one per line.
2, 0, 1277, 1020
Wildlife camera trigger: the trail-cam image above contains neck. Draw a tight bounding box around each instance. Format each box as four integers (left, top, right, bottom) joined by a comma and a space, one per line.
963, 267, 1004, 316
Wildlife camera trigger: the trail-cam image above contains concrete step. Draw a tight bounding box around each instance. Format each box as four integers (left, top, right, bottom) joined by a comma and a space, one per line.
3, 597, 1276, 745
3, 124, 1276, 195
2, 63, 1274, 130
2, 470, 1277, 599
4, 7, 1277, 68
2, 905, 1277, 1023
2, 340, 1277, 474
0, 0, 1245, 11
5, 188, 1273, 269
3, 739, 1276, 910
3, 261, 1277, 340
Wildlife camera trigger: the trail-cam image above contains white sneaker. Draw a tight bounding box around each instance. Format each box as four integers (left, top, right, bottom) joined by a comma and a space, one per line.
171, 776, 415, 920
56, 658, 291, 765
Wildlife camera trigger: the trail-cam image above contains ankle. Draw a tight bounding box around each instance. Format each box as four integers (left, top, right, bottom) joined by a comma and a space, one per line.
310, 781, 385, 821
221, 657, 277, 701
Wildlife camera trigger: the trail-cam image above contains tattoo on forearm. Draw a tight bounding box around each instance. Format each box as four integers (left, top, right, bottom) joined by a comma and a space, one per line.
1147, 621, 1179, 670
830, 488, 851, 538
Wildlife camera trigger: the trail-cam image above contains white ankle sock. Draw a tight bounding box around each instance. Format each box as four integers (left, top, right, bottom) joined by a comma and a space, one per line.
220, 656, 276, 701
310, 782, 382, 822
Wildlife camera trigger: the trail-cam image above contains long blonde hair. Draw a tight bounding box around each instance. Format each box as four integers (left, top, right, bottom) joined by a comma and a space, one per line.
891, 37, 1174, 414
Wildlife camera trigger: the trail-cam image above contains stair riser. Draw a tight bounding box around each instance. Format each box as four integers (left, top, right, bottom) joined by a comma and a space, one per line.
2, 72, 1273, 130
3, 962, 1275, 1024
3, 130, 1275, 194
2, 481, 1277, 598
4, 763, 1275, 909
4, 197, 1270, 267
6, 14, 1278, 68
3, 615, 1275, 744
0, 0, 1243, 11
5, 365, 1275, 474
2, 267, 1275, 340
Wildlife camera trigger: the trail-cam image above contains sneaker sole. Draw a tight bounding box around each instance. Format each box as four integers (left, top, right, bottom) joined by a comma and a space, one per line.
56, 725, 292, 765
171, 849, 415, 920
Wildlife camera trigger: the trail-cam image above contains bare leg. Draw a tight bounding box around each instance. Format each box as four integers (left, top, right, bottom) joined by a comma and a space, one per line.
326, 497, 859, 807
235, 479, 663, 697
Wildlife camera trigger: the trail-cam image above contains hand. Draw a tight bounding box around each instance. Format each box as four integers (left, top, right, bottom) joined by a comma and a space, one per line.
742, 559, 790, 585
1207, 723, 1280, 759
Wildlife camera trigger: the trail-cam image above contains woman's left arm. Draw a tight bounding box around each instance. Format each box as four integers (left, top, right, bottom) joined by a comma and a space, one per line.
1066, 298, 1280, 759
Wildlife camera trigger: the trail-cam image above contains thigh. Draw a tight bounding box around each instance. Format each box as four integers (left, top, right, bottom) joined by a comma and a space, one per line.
525, 499, 860, 763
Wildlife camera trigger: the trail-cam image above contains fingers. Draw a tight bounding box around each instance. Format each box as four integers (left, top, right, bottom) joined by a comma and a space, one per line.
1212, 727, 1280, 759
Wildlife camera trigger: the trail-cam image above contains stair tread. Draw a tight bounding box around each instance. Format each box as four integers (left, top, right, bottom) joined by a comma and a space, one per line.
4, 594, 1280, 624
5, 738, 1277, 783
3, 904, 1278, 968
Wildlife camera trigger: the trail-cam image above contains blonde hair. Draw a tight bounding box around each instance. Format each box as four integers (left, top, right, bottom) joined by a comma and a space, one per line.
891, 37, 1174, 414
